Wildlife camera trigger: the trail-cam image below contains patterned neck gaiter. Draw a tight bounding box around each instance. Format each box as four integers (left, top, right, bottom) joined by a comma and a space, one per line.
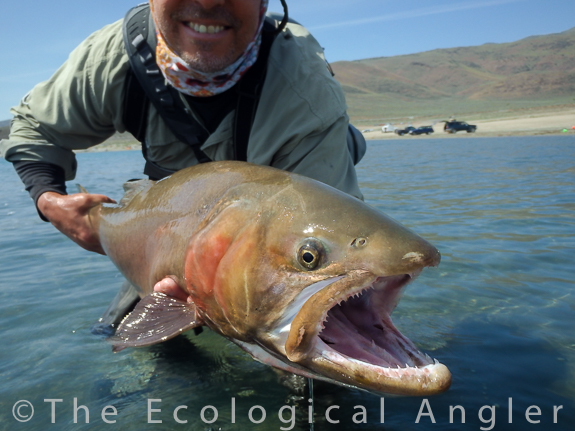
150, 0, 268, 97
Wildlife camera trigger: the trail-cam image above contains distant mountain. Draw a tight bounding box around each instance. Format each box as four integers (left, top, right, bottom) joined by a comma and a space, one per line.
332, 27, 575, 120
2, 29, 574, 126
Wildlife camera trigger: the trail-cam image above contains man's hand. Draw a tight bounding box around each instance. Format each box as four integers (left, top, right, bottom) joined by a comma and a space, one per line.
37, 192, 116, 255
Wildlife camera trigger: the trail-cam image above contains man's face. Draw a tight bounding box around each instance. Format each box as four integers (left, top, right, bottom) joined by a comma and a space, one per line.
152, 0, 262, 73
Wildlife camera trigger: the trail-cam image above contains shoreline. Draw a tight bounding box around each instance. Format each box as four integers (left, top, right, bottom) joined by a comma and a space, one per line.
357, 106, 575, 140
65, 106, 575, 153
2, 106, 574, 155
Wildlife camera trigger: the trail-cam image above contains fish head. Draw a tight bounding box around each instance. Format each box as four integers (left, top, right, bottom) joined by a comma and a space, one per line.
184, 166, 451, 396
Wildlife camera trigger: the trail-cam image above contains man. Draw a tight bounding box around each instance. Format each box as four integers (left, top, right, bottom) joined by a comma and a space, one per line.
0, 0, 363, 257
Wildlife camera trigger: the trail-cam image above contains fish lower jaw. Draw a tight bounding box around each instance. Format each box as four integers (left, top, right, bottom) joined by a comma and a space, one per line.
310, 339, 451, 395
320, 340, 437, 376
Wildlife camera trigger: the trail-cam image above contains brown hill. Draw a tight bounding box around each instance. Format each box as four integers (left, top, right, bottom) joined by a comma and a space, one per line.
332, 27, 575, 121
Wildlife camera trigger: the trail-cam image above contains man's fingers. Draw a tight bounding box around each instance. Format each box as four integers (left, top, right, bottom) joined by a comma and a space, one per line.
78, 193, 117, 209
88, 194, 117, 204
71, 193, 116, 215
153, 277, 189, 302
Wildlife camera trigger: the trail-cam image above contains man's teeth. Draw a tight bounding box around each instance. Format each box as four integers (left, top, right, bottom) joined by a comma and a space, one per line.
188, 23, 225, 34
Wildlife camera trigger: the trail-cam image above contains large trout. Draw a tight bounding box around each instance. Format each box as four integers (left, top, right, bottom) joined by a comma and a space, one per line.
93, 161, 451, 396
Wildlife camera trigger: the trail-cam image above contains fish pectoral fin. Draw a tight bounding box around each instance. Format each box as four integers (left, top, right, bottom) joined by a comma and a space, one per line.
109, 292, 203, 352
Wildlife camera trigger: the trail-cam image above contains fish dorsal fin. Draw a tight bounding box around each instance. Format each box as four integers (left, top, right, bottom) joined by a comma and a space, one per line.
109, 292, 203, 352
77, 184, 89, 194
119, 179, 154, 206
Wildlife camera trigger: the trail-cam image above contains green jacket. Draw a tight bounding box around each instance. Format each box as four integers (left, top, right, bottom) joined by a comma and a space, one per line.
0, 19, 363, 200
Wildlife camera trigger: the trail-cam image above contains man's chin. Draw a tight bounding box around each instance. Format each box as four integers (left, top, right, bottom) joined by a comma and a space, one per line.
178, 45, 240, 74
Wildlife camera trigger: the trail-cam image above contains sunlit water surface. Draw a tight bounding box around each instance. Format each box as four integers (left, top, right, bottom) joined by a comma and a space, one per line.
1, 136, 573, 430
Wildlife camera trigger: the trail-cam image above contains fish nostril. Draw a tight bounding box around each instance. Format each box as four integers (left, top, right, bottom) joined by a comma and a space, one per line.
351, 237, 367, 248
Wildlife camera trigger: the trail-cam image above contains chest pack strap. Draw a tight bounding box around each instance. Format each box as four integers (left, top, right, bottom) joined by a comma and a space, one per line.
122, 4, 277, 179
233, 22, 275, 162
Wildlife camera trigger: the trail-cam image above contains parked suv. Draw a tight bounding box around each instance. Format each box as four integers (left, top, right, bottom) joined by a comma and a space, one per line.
409, 125, 434, 135
444, 120, 477, 133
394, 126, 416, 136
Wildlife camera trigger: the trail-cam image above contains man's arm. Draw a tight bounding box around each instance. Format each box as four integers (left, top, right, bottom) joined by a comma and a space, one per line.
12, 161, 68, 220
11, 161, 115, 254
0, 20, 129, 179
0, 21, 129, 252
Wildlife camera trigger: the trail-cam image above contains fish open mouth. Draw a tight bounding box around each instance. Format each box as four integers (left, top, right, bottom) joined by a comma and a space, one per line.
281, 272, 451, 395
317, 275, 434, 370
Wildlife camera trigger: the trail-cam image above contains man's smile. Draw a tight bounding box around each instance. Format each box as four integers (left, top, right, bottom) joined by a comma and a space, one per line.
185, 22, 227, 35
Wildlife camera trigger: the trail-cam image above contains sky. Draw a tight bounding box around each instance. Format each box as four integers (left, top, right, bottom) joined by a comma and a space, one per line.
1, 0, 574, 119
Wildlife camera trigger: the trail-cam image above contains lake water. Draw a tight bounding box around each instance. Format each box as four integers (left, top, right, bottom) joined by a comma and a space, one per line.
0, 136, 574, 430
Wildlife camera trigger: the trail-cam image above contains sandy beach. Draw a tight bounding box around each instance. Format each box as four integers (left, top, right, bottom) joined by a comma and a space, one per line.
358, 106, 575, 139
69, 105, 575, 153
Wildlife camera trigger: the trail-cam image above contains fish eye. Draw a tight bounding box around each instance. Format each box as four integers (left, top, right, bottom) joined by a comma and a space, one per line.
297, 239, 324, 270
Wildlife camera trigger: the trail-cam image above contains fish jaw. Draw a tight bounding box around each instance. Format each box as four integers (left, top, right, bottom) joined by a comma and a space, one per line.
258, 272, 452, 396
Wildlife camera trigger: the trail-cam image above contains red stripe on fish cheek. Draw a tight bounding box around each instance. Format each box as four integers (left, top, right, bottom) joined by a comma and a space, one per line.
212, 234, 256, 319
185, 233, 233, 307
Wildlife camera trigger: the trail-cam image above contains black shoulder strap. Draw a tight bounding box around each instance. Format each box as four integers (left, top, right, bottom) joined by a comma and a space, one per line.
233, 19, 276, 162
122, 4, 211, 179
122, 5, 150, 145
